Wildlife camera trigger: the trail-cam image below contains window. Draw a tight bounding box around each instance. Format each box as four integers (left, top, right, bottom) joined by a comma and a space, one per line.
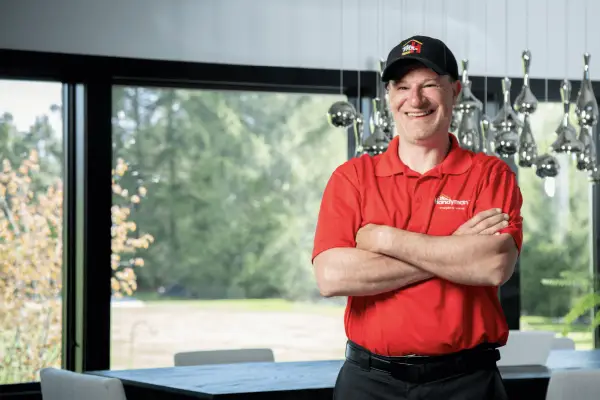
110, 86, 348, 369
519, 101, 594, 349
0, 79, 64, 383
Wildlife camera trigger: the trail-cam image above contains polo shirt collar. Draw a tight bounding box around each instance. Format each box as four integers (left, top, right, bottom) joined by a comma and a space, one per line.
374, 133, 472, 177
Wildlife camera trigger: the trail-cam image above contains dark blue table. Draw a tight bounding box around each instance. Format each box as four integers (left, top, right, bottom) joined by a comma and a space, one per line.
89, 349, 600, 400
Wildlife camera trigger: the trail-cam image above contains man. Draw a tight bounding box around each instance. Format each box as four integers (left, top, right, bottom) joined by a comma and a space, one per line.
312, 35, 523, 400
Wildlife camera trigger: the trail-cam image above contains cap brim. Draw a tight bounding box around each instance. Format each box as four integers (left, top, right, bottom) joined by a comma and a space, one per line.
381, 56, 447, 82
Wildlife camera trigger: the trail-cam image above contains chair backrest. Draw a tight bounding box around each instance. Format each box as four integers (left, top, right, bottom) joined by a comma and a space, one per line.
497, 330, 556, 366
546, 369, 600, 400
174, 348, 275, 366
551, 337, 576, 350
40, 368, 127, 400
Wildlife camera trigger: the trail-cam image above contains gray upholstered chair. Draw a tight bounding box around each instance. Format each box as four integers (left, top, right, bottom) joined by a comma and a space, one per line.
497, 330, 555, 366
40, 367, 127, 400
174, 348, 274, 366
551, 337, 576, 350
545, 369, 600, 400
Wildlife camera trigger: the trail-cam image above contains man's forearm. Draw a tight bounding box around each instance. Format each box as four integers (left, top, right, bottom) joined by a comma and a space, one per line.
371, 227, 517, 286
313, 247, 435, 297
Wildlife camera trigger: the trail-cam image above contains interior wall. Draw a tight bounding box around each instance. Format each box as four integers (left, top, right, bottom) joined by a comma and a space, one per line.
1, 0, 599, 81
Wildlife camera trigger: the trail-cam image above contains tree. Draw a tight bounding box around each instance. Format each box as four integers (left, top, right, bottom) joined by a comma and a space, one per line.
0, 151, 62, 384
111, 157, 155, 297
518, 103, 592, 319
1, 127, 153, 384
110, 87, 346, 300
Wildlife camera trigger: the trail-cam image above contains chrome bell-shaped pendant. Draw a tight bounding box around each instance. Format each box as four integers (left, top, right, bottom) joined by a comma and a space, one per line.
551, 80, 584, 154
590, 166, 600, 183
364, 97, 392, 156
514, 50, 538, 114
535, 154, 561, 178
450, 110, 461, 132
371, 98, 394, 141
576, 125, 595, 171
518, 114, 538, 167
492, 78, 520, 157
575, 53, 599, 127
379, 105, 394, 137
456, 110, 483, 153
587, 144, 600, 181
353, 114, 365, 157
494, 129, 520, 157
454, 60, 483, 114
362, 124, 389, 156
492, 78, 522, 132
327, 101, 357, 128
552, 126, 584, 154
513, 50, 539, 168
453, 60, 483, 141
481, 115, 495, 155
376, 59, 396, 137
492, 78, 522, 156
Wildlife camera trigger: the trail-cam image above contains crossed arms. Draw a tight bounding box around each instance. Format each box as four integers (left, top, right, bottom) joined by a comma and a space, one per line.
312, 166, 523, 298
313, 209, 519, 297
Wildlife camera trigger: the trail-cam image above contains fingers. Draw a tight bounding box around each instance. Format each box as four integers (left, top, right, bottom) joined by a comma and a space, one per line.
465, 208, 503, 228
452, 208, 510, 236
474, 212, 509, 231
479, 220, 509, 235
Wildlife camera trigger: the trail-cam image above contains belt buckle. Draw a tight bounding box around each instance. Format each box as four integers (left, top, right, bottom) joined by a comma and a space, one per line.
388, 360, 423, 382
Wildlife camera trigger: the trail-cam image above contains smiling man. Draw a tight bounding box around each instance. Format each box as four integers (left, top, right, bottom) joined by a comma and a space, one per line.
312, 36, 523, 400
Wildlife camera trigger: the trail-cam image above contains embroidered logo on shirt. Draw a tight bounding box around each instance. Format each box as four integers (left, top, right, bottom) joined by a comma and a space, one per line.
434, 194, 469, 210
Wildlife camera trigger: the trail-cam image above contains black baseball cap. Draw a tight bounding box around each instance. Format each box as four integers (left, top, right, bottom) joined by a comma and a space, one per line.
381, 35, 459, 82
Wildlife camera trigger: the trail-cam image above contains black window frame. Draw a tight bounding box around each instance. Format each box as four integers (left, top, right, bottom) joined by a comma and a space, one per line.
1, 48, 599, 398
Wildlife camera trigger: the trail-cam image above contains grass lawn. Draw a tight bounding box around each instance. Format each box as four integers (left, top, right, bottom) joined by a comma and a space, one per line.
108, 297, 596, 370
521, 315, 593, 349
109, 297, 348, 370
133, 295, 595, 342
134, 293, 346, 314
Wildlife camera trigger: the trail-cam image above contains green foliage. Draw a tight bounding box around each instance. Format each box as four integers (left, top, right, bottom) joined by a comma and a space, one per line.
109, 95, 598, 321
0, 110, 62, 190
0, 90, 152, 384
518, 103, 595, 329
111, 87, 347, 300
561, 292, 600, 335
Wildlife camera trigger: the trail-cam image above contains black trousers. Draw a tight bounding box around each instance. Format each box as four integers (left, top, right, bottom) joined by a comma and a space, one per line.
334, 341, 508, 400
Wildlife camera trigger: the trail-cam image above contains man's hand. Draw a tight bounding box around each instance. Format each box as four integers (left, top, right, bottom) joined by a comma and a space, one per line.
352, 208, 516, 287
453, 208, 509, 236
356, 208, 509, 251
357, 208, 508, 251
355, 223, 386, 253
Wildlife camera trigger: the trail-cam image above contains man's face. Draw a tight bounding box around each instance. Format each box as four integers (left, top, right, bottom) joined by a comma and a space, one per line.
387, 65, 460, 144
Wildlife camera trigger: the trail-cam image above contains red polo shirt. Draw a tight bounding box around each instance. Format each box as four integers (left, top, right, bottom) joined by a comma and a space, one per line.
312, 133, 523, 356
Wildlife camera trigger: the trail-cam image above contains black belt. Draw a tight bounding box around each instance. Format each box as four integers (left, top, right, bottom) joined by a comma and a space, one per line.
345, 340, 501, 384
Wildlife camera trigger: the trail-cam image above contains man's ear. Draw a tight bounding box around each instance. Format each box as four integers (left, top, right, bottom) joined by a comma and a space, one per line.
452, 81, 462, 105
454, 81, 462, 100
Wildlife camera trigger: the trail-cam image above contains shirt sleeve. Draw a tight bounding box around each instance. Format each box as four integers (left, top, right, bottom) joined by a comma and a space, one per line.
474, 164, 524, 253
311, 167, 363, 262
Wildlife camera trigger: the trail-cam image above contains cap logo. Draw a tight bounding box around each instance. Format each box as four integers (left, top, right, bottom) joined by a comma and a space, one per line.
401, 40, 422, 56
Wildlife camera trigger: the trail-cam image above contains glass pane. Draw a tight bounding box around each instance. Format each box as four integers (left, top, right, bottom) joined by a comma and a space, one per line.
0, 79, 64, 383
519, 101, 593, 349
110, 87, 348, 369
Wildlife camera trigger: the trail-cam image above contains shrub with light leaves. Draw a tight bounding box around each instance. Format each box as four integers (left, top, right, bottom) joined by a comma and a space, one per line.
0, 151, 153, 384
